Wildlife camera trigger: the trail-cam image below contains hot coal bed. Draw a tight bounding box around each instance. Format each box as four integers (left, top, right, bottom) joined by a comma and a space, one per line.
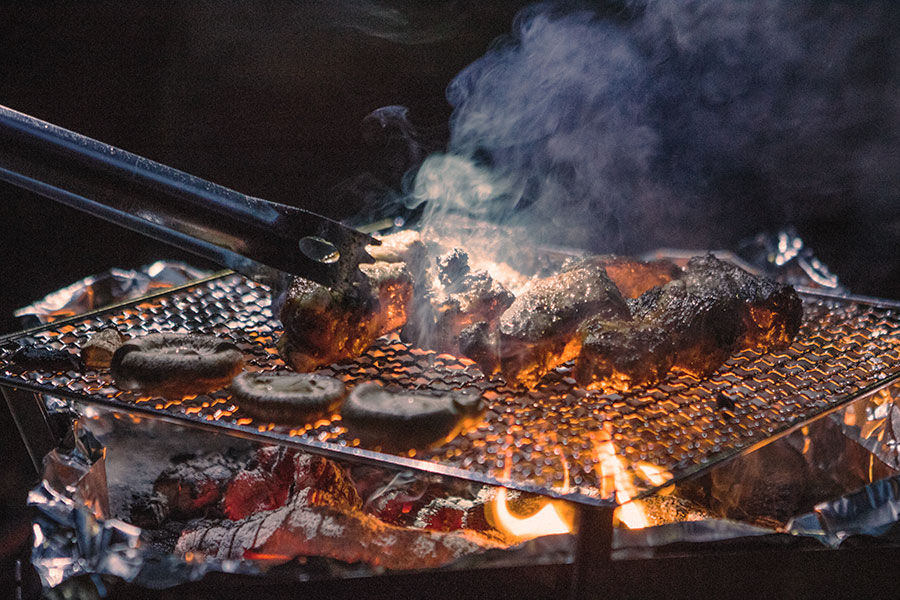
6, 260, 900, 599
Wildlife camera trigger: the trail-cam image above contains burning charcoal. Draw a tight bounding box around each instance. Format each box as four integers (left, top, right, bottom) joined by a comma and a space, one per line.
278, 261, 413, 372
498, 263, 630, 388
81, 326, 126, 369
152, 451, 243, 517
413, 495, 494, 535
130, 491, 171, 529
176, 493, 503, 569
416, 499, 466, 532
362, 471, 442, 527
223, 446, 361, 521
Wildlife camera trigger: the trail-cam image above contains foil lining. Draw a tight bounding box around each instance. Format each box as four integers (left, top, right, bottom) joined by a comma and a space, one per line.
836, 385, 900, 471
28, 417, 259, 593
28, 400, 900, 595
15, 261, 210, 328
787, 475, 900, 547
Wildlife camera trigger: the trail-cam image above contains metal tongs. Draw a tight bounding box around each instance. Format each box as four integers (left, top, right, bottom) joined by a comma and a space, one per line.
0, 104, 377, 290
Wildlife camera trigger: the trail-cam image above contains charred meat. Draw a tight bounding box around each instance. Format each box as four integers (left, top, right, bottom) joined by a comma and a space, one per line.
422, 249, 514, 356
575, 254, 802, 390
278, 260, 413, 372
579, 255, 682, 299
497, 264, 631, 388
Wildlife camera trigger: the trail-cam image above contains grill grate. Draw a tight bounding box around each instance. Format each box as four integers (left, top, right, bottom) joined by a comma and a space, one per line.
3, 273, 900, 506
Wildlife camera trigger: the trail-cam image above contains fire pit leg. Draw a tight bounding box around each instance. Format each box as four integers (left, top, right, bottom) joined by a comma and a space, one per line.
2, 387, 57, 473
570, 503, 615, 600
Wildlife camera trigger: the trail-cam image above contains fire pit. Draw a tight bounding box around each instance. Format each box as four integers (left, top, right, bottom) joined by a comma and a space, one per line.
6, 261, 900, 598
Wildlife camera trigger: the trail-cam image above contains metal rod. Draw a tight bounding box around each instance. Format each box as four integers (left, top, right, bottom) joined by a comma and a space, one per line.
570, 503, 615, 600
3, 387, 58, 474
0, 104, 375, 288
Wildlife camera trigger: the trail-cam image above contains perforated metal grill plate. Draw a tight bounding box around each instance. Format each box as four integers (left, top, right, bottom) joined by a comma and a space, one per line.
3, 273, 900, 506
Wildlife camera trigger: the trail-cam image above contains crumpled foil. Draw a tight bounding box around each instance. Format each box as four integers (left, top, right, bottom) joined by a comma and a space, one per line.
15, 261, 211, 328
28, 417, 258, 595
835, 385, 900, 472
736, 227, 844, 291
787, 474, 900, 547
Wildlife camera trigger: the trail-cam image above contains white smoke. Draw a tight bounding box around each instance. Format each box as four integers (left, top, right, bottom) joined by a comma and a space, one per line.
408, 0, 900, 257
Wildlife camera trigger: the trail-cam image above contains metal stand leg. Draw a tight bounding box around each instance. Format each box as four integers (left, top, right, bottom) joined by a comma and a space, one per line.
3, 387, 58, 474
570, 503, 615, 600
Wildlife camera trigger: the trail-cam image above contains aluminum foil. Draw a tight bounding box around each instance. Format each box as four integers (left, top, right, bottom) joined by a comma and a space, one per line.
28, 417, 259, 595
736, 227, 844, 291
836, 385, 900, 472
15, 261, 211, 328
787, 474, 900, 547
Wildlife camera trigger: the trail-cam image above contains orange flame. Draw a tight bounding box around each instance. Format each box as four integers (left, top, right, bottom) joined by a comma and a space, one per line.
487, 487, 574, 540
487, 440, 574, 540
592, 430, 672, 530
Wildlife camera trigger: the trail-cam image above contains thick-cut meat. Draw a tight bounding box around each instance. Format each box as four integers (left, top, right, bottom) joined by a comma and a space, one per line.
573, 319, 676, 392
575, 254, 802, 390
431, 250, 514, 353
278, 260, 413, 372
367, 230, 428, 278
176, 492, 502, 569
497, 264, 631, 388
403, 249, 514, 358
581, 255, 682, 298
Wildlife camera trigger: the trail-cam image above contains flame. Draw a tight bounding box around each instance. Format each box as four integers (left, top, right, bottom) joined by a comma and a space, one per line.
487, 486, 574, 540
592, 430, 672, 530
487, 430, 673, 539
486, 441, 574, 540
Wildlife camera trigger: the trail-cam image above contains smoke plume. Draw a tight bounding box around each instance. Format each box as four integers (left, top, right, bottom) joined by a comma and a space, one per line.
408, 0, 900, 257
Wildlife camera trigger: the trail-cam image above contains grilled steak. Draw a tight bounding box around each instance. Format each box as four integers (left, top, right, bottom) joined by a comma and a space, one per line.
497, 264, 631, 388
401, 248, 514, 359
278, 260, 413, 372
579, 255, 682, 299
576, 254, 802, 390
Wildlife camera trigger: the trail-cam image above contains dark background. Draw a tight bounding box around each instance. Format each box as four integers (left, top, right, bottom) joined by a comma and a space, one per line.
0, 2, 530, 596
2, 1, 899, 597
